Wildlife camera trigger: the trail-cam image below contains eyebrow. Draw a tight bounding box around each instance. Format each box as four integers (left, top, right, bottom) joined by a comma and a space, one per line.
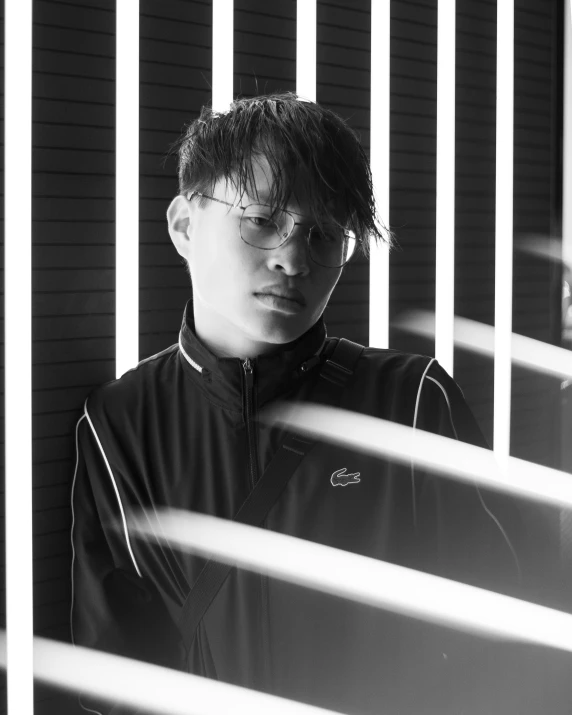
246, 189, 270, 203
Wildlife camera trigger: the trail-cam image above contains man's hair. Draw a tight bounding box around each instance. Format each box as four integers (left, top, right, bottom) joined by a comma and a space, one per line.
170, 93, 391, 255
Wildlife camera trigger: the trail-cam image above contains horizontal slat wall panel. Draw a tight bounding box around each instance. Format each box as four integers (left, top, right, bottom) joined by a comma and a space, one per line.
389, 0, 437, 358
138, 0, 211, 362
317, 0, 371, 346
31, 1, 115, 712
510, 0, 561, 468
234, 0, 295, 98
453, 0, 497, 445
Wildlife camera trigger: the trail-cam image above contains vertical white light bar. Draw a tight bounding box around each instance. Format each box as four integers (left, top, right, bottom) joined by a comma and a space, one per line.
5, 0, 34, 711
369, 0, 390, 348
296, 0, 317, 101
494, 0, 514, 459
564, 0, 572, 275
116, 1, 140, 378
212, 0, 234, 111
435, 0, 456, 375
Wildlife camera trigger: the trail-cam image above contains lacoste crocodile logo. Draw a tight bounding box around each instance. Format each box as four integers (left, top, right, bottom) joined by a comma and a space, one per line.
330, 468, 361, 487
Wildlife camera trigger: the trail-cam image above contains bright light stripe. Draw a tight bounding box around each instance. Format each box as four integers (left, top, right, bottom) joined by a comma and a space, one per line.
369, 0, 390, 348
5, 0, 34, 711
0, 634, 343, 715
135, 509, 572, 654
116, 1, 140, 378
260, 402, 572, 511
519, 235, 565, 265
398, 311, 572, 379
435, 0, 456, 375
494, 1, 514, 460
564, 1, 572, 272
212, 0, 234, 111
296, 0, 317, 101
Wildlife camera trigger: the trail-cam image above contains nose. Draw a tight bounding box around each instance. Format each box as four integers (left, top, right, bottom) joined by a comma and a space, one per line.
267, 223, 311, 276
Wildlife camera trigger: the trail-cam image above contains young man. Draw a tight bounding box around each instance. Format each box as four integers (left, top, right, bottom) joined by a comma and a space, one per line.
71, 93, 568, 714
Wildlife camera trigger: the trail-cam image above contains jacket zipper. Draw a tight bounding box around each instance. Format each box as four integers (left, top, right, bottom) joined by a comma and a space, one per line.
242, 358, 259, 489
242, 358, 271, 688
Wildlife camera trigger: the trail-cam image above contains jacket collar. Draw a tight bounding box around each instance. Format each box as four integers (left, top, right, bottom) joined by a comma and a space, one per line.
178, 299, 328, 410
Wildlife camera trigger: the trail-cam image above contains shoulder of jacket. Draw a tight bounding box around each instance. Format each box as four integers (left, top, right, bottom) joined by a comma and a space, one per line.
360, 346, 435, 376
86, 342, 179, 418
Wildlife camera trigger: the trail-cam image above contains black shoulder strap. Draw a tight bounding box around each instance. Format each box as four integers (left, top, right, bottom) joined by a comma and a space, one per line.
178, 338, 364, 653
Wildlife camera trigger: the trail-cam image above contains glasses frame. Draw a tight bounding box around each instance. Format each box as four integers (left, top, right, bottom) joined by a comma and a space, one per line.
186, 191, 358, 268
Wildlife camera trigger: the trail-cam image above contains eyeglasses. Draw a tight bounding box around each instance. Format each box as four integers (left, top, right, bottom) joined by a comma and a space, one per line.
186, 191, 358, 269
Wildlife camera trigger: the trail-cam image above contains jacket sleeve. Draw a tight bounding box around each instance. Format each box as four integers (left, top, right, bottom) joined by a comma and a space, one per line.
71, 406, 183, 714
411, 360, 572, 713
414, 358, 563, 606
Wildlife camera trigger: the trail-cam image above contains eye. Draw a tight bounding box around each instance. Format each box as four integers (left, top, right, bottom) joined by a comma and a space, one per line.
310, 227, 340, 243
246, 215, 277, 228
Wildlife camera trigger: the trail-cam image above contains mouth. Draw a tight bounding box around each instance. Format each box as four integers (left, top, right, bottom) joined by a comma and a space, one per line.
254, 288, 306, 307
254, 292, 306, 314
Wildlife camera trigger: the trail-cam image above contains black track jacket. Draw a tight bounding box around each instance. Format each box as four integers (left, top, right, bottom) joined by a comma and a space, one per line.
71, 300, 570, 715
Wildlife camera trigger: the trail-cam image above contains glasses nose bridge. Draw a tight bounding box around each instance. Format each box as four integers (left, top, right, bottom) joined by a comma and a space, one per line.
284, 217, 312, 243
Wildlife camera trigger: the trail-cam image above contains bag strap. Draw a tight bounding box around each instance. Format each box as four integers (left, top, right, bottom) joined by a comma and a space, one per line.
178, 337, 365, 654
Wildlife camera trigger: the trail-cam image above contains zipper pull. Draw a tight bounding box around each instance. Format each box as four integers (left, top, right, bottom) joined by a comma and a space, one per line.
243, 358, 254, 389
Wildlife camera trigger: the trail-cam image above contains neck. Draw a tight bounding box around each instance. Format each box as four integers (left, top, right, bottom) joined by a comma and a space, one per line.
193, 302, 284, 360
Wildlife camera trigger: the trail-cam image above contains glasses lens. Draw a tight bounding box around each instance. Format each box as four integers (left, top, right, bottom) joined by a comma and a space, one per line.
240, 204, 293, 248
308, 226, 357, 268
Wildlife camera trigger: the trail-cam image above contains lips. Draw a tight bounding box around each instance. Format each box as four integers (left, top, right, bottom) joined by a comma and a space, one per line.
255, 286, 306, 306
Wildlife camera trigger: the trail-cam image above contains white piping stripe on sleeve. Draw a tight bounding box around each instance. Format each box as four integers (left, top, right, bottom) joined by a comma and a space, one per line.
412, 358, 436, 431
426, 376, 457, 438
410, 358, 436, 527
70, 410, 105, 715
423, 373, 522, 582
83, 404, 143, 578
70, 412, 86, 647
178, 332, 203, 373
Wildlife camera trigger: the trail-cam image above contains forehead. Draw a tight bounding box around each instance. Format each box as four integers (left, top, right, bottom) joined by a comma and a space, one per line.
218, 154, 336, 219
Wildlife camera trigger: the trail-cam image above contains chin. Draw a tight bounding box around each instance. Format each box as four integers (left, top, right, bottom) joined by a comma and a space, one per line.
249, 314, 312, 346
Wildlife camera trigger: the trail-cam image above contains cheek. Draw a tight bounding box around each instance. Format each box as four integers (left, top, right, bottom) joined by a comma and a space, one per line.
189, 231, 255, 301
315, 270, 343, 307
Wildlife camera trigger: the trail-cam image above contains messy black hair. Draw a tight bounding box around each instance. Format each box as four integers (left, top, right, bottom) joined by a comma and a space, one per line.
170, 92, 391, 256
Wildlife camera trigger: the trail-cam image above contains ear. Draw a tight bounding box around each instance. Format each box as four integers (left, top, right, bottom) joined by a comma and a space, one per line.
167, 195, 192, 258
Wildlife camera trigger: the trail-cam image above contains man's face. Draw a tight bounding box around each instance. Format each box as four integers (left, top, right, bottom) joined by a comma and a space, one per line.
168, 156, 343, 358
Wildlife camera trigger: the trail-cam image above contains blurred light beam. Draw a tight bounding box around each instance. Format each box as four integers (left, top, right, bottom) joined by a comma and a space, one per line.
369, 0, 390, 348
494, 0, 515, 460
296, 0, 317, 101
116, 0, 140, 377
397, 310, 572, 380
133, 509, 572, 654
260, 402, 572, 511
0, 633, 343, 715
5, 0, 34, 711
435, 0, 456, 374
518, 235, 568, 267
212, 0, 234, 111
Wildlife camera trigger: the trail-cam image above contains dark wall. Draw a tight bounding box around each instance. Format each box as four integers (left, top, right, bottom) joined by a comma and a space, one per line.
31, 1, 116, 711
0, 1, 560, 712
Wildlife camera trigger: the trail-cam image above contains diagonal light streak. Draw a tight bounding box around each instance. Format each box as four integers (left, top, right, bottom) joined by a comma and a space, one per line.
0, 632, 345, 715
258, 401, 572, 510
132, 508, 572, 654
518, 235, 569, 267
397, 310, 572, 380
